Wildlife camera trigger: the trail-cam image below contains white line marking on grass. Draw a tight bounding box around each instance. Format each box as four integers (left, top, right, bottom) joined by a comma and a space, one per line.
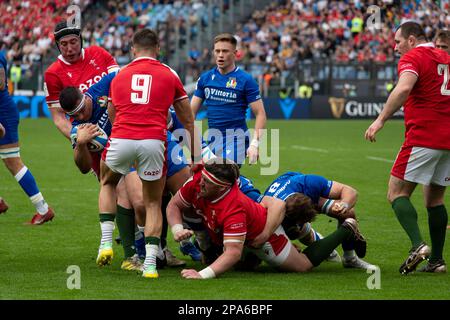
291, 145, 329, 153
366, 156, 393, 163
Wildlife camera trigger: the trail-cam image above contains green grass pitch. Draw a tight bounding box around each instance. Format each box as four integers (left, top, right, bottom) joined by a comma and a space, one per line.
0, 118, 448, 300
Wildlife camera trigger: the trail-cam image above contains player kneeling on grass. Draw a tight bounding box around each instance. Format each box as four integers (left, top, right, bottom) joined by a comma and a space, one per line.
166, 158, 367, 279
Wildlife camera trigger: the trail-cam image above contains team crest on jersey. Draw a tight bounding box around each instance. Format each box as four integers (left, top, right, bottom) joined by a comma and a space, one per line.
97, 96, 108, 107
226, 77, 237, 89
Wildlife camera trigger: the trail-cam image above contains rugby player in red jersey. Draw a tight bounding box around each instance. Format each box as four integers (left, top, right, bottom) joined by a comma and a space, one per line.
365, 22, 450, 274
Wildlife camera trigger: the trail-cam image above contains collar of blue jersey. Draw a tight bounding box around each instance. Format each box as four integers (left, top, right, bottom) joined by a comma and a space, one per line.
215, 66, 239, 75
66, 95, 86, 116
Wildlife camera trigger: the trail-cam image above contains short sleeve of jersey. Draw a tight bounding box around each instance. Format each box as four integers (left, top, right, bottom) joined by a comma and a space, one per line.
303, 175, 333, 200
397, 52, 419, 78
222, 210, 247, 244
87, 72, 117, 99
193, 74, 205, 99
97, 47, 119, 73
178, 174, 198, 207
44, 69, 63, 105
173, 73, 188, 102
244, 75, 261, 104
239, 176, 262, 202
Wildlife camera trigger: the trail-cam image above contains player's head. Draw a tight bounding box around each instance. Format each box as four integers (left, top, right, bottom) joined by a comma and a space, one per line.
54, 21, 83, 63
394, 21, 427, 57
200, 157, 239, 199
434, 30, 450, 54
59, 87, 93, 121
213, 33, 237, 73
284, 193, 318, 225
131, 28, 160, 58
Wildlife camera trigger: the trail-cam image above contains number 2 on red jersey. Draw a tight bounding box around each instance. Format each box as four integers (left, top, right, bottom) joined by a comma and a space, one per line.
438, 64, 450, 96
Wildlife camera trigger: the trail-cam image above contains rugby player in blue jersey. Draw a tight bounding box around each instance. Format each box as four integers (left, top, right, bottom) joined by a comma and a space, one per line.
250, 172, 375, 269
190, 33, 266, 165
0, 52, 54, 224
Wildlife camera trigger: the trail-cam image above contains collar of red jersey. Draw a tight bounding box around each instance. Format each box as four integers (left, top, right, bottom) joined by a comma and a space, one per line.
416, 42, 435, 48
210, 187, 232, 204
133, 57, 158, 62
58, 49, 85, 65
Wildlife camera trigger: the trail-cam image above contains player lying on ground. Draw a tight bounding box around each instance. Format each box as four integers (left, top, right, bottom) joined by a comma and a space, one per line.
167, 158, 366, 279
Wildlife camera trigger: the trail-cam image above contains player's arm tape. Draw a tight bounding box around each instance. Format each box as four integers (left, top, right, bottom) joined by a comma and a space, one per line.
171, 224, 184, 236
250, 139, 259, 148
199, 266, 216, 279
321, 199, 335, 214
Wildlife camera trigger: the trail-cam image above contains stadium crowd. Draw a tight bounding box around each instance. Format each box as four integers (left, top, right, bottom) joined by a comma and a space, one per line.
0, 0, 448, 87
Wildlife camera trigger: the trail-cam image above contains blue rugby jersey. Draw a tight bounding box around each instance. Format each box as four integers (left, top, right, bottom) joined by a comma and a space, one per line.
0, 53, 14, 109
71, 72, 116, 135
194, 67, 261, 135
263, 172, 333, 204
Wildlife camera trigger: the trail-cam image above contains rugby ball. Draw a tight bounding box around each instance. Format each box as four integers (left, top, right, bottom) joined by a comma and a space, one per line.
70, 124, 108, 152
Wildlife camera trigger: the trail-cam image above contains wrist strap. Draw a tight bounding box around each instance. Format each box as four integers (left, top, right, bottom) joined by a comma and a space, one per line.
199, 266, 216, 279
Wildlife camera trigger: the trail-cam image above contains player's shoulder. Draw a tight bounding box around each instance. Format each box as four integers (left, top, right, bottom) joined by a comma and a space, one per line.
45, 59, 62, 75
199, 67, 216, 81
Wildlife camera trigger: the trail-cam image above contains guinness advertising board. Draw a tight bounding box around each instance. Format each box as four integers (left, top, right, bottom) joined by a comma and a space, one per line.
311, 96, 404, 119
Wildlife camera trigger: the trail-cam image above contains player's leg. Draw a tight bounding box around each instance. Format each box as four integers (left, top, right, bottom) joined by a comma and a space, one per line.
419, 184, 447, 273
419, 151, 449, 273
0, 142, 54, 224
136, 139, 166, 279
141, 176, 165, 278
389, 146, 444, 274
123, 170, 147, 260
97, 160, 123, 266
116, 176, 143, 271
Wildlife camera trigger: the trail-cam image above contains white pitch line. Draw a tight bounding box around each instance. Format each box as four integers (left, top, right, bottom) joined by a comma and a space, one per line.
366, 156, 393, 163
291, 145, 329, 153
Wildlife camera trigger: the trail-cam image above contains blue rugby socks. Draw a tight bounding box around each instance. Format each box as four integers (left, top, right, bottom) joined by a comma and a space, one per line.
14, 166, 49, 215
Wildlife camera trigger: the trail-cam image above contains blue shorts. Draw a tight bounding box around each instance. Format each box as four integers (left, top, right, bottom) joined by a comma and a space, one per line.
166, 139, 188, 178
128, 140, 188, 178
0, 99, 20, 146
207, 133, 250, 165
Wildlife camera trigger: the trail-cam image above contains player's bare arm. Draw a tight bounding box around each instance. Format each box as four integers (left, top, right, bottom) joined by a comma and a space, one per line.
190, 95, 203, 117
107, 102, 116, 124
167, 191, 194, 242
247, 99, 267, 164
250, 196, 285, 248
173, 98, 202, 162
365, 72, 418, 142
323, 181, 358, 217
181, 241, 243, 279
73, 124, 100, 174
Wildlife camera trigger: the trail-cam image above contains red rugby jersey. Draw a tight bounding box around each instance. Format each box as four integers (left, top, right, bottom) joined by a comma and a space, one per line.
397, 43, 450, 150
44, 46, 119, 106
178, 168, 267, 246
109, 57, 188, 140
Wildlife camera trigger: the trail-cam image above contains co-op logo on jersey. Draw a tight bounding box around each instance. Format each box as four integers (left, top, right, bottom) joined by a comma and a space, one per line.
204, 88, 237, 100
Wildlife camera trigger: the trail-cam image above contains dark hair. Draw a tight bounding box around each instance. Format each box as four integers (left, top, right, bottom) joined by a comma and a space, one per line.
435, 29, 450, 42
397, 21, 427, 41
214, 33, 237, 48
284, 193, 318, 225
132, 28, 159, 51
204, 157, 240, 185
59, 87, 82, 112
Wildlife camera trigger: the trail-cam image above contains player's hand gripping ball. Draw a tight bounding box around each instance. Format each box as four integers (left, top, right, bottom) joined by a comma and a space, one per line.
70, 124, 108, 152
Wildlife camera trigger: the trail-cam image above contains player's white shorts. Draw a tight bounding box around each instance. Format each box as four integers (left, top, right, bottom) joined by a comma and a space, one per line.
249, 225, 291, 267
104, 138, 166, 181
391, 145, 450, 186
